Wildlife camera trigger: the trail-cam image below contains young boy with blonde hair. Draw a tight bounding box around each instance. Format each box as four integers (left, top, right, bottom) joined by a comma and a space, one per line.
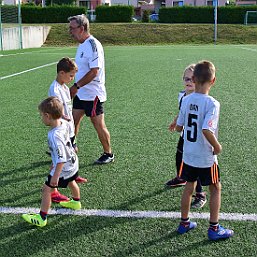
48, 57, 87, 203
22, 97, 82, 227
175, 60, 234, 240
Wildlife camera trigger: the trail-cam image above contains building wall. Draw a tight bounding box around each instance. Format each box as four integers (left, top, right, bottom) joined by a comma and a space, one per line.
109, 0, 227, 6
3, 0, 17, 4
165, 0, 227, 6
236, 0, 257, 5
75, 0, 228, 8
76, 0, 110, 9
111, 0, 138, 5
2, 0, 28, 4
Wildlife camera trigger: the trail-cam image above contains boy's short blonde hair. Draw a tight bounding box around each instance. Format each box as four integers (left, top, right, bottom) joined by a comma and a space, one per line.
57, 57, 78, 73
183, 64, 196, 79
193, 60, 215, 84
38, 97, 63, 119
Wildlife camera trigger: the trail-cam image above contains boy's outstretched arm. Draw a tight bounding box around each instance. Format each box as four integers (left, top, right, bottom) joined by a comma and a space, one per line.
202, 129, 222, 155
175, 124, 183, 133
169, 115, 178, 131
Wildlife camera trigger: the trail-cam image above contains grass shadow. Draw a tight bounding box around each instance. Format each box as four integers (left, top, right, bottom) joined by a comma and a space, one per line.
109, 187, 182, 212
157, 238, 213, 257
1, 215, 138, 257
109, 231, 178, 257
0, 161, 50, 188
0, 188, 41, 206
1, 160, 50, 177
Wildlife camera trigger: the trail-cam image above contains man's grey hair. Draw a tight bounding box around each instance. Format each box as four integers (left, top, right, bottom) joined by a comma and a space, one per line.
68, 14, 90, 34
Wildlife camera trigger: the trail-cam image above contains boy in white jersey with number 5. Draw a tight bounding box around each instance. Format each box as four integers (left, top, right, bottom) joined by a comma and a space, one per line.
22, 97, 82, 227
48, 57, 87, 203
175, 60, 234, 240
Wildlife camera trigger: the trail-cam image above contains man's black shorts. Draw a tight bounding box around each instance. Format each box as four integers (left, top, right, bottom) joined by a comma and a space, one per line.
45, 172, 78, 188
73, 95, 104, 117
180, 162, 220, 186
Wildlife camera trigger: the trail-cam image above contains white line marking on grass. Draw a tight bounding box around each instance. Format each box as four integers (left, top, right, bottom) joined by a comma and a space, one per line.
0, 48, 76, 58
240, 47, 257, 52
0, 62, 57, 80
1, 207, 257, 221
0, 52, 26, 57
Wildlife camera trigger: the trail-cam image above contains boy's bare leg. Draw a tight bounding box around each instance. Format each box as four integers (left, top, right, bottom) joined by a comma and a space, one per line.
68, 180, 80, 199
40, 184, 53, 213
59, 180, 81, 210
209, 182, 221, 223
181, 181, 196, 219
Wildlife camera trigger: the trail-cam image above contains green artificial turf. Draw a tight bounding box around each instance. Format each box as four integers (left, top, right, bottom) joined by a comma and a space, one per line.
0, 45, 256, 256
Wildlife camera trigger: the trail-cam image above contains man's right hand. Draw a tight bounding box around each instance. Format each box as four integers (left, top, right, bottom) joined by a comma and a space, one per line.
70, 84, 78, 99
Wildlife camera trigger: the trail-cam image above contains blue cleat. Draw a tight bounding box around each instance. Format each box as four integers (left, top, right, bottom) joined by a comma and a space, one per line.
208, 225, 234, 241
177, 221, 197, 234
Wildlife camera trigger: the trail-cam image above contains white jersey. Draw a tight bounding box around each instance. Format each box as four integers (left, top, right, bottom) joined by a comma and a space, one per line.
75, 35, 106, 102
48, 80, 75, 138
177, 92, 220, 168
48, 120, 78, 179
178, 90, 186, 107
178, 90, 186, 137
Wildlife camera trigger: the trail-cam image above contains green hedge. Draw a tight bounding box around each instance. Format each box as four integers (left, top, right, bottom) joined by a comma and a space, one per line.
218, 6, 257, 24
0, 5, 19, 23
20, 5, 86, 23
95, 5, 134, 22
159, 6, 257, 24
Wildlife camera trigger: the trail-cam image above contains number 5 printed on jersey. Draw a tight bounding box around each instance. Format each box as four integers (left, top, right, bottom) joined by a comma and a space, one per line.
187, 113, 198, 142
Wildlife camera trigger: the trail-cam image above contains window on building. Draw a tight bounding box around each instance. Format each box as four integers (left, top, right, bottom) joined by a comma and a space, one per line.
173, 1, 184, 6
207, 0, 214, 5
79, 0, 90, 8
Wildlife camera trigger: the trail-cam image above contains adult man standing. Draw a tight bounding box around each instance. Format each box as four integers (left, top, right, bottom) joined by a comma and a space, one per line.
68, 14, 114, 164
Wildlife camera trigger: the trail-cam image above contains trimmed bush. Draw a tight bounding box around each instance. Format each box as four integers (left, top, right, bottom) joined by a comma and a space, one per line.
218, 6, 257, 24
142, 10, 151, 23
21, 5, 86, 23
159, 6, 212, 23
0, 5, 19, 23
95, 5, 134, 23
159, 6, 257, 24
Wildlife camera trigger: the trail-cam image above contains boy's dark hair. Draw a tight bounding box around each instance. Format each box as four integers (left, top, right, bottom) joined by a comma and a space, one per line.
57, 57, 78, 73
193, 60, 215, 85
38, 97, 63, 119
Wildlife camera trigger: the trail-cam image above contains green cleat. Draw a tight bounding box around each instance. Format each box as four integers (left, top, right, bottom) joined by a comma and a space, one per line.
22, 214, 47, 227
59, 199, 81, 210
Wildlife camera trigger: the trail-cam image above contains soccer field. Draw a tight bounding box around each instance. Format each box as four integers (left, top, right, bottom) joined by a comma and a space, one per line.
0, 45, 257, 257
